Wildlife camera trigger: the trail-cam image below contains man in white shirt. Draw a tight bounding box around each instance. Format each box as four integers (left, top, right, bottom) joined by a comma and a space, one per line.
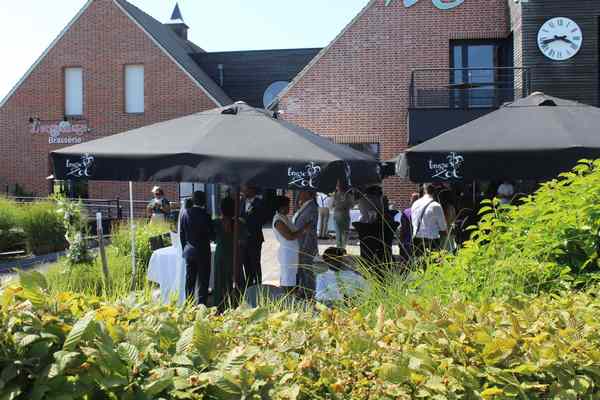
316, 192, 330, 239
411, 184, 447, 253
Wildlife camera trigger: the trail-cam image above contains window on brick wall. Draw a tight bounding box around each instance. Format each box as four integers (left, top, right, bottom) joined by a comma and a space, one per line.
125, 65, 145, 113
65, 67, 83, 116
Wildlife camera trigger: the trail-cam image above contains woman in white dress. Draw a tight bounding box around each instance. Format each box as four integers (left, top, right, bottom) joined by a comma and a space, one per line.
271, 196, 310, 291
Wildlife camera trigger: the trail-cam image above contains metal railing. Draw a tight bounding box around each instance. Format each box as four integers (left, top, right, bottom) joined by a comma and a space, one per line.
10, 197, 180, 222
410, 65, 600, 109
409, 67, 531, 109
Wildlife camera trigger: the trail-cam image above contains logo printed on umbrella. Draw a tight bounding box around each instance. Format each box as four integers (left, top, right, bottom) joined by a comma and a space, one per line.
429, 152, 464, 180
288, 162, 322, 189
66, 154, 95, 178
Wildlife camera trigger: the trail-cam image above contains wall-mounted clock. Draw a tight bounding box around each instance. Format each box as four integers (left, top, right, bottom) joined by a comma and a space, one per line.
537, 17, 583, 61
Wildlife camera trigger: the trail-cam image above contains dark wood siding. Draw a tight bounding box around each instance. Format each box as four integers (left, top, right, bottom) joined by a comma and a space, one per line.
193, 49, 321, 108
520, 0, 599, 105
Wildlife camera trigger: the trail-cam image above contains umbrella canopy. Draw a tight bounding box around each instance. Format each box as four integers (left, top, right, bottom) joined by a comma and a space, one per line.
396, 93, 600, 182
51, 102, 381, 192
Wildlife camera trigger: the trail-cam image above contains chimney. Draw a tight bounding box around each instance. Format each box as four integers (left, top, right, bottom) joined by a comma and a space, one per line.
165, 3, 189, 40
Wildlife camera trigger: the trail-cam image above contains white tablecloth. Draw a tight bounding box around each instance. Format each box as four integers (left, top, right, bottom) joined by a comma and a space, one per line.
315, 269, 367, 302
147, 244, 216, 305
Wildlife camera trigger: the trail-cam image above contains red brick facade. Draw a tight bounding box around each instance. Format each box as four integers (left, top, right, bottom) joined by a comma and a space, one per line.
278, 0, 510, 208
0, 0, 217, 202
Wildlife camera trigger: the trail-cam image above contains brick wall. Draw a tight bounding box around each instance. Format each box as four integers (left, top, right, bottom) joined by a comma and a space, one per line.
278, 0, 510, 208
0, 0, 217, 202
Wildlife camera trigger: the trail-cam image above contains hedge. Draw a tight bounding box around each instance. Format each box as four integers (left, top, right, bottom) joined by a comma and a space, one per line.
1, 272, 599, 399
0, 197, 66, 255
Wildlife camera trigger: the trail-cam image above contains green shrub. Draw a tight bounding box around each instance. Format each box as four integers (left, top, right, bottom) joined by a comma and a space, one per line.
0, 197, 24, 252
111, 220, 172, 274
2, 272, 600, 399
404, 160, 600, 302
56, 197, 95, 266
19, 201, 67, 255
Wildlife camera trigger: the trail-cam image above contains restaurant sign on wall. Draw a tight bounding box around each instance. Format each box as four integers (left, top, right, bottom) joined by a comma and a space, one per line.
30, 118, 91, 145
385, 0, 464, 10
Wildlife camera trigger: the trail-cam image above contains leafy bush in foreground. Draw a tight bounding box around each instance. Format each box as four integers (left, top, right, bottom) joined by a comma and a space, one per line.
415, 160, 600, 302
2, 272, 600, 399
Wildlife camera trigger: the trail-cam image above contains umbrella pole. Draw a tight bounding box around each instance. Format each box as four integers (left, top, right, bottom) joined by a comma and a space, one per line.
129, 181, 137, 290
472, 180, 476, 207
232, 187, 241, 296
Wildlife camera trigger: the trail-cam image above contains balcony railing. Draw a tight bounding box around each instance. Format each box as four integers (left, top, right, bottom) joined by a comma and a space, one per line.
409, 67, 531, 109
410, 65, 600, 109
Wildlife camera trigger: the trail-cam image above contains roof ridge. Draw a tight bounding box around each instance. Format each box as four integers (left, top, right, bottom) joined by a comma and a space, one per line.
113, 0, 231, 106
199, 47, 324, 55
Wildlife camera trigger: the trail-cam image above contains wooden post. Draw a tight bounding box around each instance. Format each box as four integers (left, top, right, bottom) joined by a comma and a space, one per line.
96, 212, 110, 287
129, 181, 137, 290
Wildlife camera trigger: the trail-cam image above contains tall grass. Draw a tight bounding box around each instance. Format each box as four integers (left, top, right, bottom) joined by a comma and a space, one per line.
45, 220, 172, 301
111, 220, 173, 274
0, 197, 24, 252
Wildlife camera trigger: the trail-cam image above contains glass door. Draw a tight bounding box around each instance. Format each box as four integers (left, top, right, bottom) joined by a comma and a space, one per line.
451, 40, 511, 108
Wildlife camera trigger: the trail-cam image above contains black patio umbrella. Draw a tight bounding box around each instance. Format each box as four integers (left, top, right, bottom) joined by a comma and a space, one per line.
396, 93, 600, 182
51, 102, 381, 291
51, 102, 381, 192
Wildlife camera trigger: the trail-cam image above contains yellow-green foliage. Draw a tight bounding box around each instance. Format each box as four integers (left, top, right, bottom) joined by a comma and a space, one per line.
414, 160, 600, 302
2, 271, 600, 399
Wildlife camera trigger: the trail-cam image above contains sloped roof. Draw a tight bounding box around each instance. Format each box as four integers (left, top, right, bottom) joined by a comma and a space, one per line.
114, 0, 231, 106
193, 48, 321, 108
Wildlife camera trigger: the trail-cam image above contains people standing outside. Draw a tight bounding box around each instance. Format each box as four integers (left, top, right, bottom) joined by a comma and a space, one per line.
497, 180, 515, 205
240, 186, 266, 288
179, 191, 214, 305
438, 190, 458, 253
293, 191, 319, 298
358, 185, 384, 224
316, 192, 330, 239
411, 184, 448, 254
272, 196, 310, 293
147, 186, 171, 223
213, 197, 246, 310
332, 181, 354, 250
396, 192, 419, 261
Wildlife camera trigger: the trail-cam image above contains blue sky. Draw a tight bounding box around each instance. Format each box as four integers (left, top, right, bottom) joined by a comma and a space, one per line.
0, 0, 368, 100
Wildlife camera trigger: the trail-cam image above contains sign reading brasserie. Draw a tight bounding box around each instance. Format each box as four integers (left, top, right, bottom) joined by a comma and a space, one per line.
385, 0, 465, 10
30, 118, 91, 145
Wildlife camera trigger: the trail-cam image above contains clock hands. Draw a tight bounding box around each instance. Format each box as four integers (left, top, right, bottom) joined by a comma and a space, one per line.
542, 35, 574, 45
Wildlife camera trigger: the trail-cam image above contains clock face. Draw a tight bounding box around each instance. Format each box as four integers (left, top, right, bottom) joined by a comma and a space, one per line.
538, 17, 583, 61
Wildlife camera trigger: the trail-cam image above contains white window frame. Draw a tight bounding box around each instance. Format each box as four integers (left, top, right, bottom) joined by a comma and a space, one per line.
64, 67, 83, 116
125, 65, 145, 114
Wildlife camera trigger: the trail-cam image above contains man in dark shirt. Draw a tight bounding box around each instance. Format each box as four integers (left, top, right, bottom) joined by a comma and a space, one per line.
180, 191, 214, 305
240, 186, 267, 288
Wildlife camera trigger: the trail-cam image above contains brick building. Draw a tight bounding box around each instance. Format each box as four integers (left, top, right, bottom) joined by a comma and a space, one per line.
0, 0, 317, 205
1, 0, 599, 208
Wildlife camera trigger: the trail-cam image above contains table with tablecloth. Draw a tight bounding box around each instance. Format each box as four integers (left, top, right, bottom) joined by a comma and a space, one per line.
147, 243, 216, 305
